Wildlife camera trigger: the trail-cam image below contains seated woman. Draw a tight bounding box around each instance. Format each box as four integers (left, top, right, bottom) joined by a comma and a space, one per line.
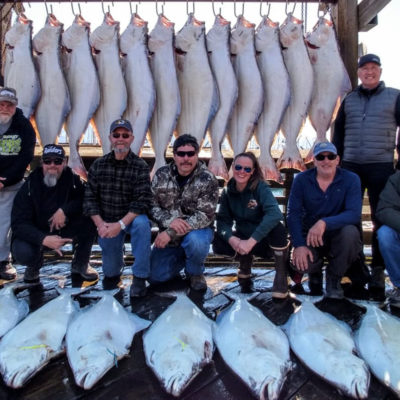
212, 152, 290, 298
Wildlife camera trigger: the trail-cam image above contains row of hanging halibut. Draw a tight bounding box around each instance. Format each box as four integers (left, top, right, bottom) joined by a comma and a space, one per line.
4, 9, 350, 182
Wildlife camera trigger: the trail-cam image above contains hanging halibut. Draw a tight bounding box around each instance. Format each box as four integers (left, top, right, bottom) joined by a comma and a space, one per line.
90, 12, 127, 154
278, 13, 313, 171
255, 16, 290, 183
4, 13, 40, 119
33, 13, 71, 146
120, 13, 155, 155
206, 14, 238, 181
62, 14, 100, 179
148, 14, 180, 177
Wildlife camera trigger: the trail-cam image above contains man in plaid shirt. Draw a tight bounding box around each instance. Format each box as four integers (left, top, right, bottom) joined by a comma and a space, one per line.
84, 119, 152, 297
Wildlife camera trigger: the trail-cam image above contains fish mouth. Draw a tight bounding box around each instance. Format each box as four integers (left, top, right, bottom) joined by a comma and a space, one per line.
175, 47, 186, 55
306, 40, 319, 49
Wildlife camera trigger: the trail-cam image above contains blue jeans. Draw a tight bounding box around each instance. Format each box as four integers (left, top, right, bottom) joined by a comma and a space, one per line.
377, 225, 400, 287
150, 228, 213, 283
98, 215, 151, 278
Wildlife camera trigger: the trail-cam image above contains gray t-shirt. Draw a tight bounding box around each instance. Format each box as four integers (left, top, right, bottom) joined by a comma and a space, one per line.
0, 120, 12, 136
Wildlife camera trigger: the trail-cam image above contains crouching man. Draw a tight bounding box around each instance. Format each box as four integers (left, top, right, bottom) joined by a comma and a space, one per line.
11, 144, 98, 282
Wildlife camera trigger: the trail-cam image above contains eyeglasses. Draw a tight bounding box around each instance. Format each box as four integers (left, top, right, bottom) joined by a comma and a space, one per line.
234, 164, 253, 173
42, 158, 63, 165
315, 153, 337, 161
175, 151, 196, 157
112, 132, 131, 139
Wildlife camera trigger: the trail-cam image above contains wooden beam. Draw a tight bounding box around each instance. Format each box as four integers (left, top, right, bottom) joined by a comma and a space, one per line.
358, 0, 391, 32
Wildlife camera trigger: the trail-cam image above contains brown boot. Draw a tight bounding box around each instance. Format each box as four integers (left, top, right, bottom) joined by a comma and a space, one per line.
0, 261, 16, 281
236, 254, 253, 279
271, 245, 289, 299
71, 264, 99, 281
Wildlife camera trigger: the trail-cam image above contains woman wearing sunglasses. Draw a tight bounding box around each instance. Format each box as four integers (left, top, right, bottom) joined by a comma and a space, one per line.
213, 152, 290, 298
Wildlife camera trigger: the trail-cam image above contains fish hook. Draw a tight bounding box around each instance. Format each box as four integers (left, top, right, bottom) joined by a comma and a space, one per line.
260, 1, 271, 18
44, 0, 53, 16
155, 0, 164, 16
101, 0, 110, 16
317, 0, 330, 19
233, 0, 244, 17
212, 0, 223, 17
186, 0, 195, 16
285, 1, 296, 16
71, 1, 81, 17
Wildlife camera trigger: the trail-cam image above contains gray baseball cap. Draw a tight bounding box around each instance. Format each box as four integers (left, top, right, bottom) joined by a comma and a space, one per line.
0, 87, 18, 105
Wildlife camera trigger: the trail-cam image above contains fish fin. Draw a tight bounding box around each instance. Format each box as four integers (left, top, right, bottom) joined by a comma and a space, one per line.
221, 290, 260, 302
129, 313, 152, 332
16, 298, 29, 321
153, 289, 189, 299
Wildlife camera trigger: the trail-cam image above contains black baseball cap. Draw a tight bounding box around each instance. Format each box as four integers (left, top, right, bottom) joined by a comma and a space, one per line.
42, 144, 65, 160
358, 54, 381, 68
110, 119, 133, 133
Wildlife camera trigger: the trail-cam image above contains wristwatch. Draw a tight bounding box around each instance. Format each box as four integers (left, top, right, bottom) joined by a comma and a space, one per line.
118, 220, 126, 230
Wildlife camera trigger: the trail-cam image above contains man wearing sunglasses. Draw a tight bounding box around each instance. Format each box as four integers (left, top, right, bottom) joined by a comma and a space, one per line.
84, 119, 152, 297
287, 142, 362, 299
0, 87, 36, 281
150, 134, 219, 291
11, 144, 98, 283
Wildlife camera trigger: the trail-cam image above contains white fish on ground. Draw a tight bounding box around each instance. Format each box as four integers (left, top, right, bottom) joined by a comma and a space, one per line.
143, 292, 214, 397
62, 14, 100, 179
304, 17, 352, 163
214, 291, 292, 400
120, 13, 155, 155
66, 291, 151, 390
4, 13, 40, 119
355, 306, 400, 397
228, 15, 263, 159
206, 14, 238, 181
0, 288, 83, 389
255, 16, 290, 183
33, 13, 71, 146
175, 13, 218, 147
148, 14, 180, 177
278, 13, 313, 172
285, 301, 370, 399
90, 12, 127, 154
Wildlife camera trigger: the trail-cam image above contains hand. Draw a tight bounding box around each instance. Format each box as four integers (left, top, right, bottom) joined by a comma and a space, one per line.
292, 246, 314, 272
154, 231, 171, 249
0, 177, 5, 190
306, 220, 326, 247
42, 235, 73, 256
97, 222, 109, 238
169, 218, 191, 235
49, 208, 66, 231
228, 236, 241, 252
237, 238, 257, 255
102, 222, 122, 238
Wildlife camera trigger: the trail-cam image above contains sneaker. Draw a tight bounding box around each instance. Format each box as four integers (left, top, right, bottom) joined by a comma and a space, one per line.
71, 265, 99, 281
0, 261, 16, 280
190, 275, 207, 291
24, 267, 40, 283
130, 277, 147, 297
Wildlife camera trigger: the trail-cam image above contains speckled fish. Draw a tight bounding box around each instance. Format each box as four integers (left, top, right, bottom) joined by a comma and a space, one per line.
305, 17, 351, 163
214, 292, 291, 400
175, 13, 218, 147
255, 16, 290, 183
148, 14, 180, 177
62, 14, 100, 179
120, 13, 155, 155
228, 15, 263, 159
355, 306, 400, 397
286, 301, 370, 398
33, 13, 71, 145
278, 13, 313, 171
66, 291, 150, 390
90, 12, 127, 154
143, 292, 214, 397
206, 14, 238, 181
4, 13, 40, 119
0, 288, 83, 389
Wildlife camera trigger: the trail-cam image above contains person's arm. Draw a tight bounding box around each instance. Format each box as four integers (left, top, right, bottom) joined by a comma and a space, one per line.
128, 161, 152, 215
376, 172, 400, 232
61, 173, 85, 219
83, 162, 101, 218
287, 175, 307, 248
395, 93, 400, 170
332, 98, 346, 161
215, 187, 234, 242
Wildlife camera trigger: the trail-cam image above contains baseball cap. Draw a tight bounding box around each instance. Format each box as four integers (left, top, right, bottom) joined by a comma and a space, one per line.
109, 119, 133, 133
358, 53, 381, 68
0, 87, 18, 105
42, 144, 66, 160
313, 142, 337, 157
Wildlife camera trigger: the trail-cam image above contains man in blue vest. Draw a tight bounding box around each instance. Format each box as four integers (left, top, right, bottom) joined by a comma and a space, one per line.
333, 54, 400, 301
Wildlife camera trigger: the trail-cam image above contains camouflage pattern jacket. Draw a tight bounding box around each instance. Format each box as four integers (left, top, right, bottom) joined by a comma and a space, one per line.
150, 161, 219, 245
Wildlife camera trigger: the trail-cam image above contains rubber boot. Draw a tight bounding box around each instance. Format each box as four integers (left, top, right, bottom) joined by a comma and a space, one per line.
71, 263, 99, 281
308, 271, 323, 296
0, 261, 16, 280
325, 273, 344, 299
369, 265, 386, 301
236, 254, 253, 279
271, 245, 289, 299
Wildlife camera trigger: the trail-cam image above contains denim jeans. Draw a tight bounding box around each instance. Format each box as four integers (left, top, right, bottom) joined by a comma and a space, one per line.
150, 228, 213, 283
98, 215, 151, 278
378, 225, 400, 288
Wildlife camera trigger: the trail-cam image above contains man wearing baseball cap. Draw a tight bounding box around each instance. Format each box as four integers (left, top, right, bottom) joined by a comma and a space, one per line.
84, 119, 152, 297
11, 144, 98, 282
0, 87, 36, 281
333, 53, 400, 301
287, 142, 362, 300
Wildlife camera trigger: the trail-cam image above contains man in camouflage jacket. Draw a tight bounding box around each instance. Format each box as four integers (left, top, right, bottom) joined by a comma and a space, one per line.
150, 134, 219, 291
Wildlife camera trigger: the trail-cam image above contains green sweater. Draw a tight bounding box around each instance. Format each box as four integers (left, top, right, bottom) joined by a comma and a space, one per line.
216, 179, 283, 242
376, 171, 400, 232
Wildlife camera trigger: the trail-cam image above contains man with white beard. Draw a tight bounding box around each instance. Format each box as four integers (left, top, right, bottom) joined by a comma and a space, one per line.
11, 144, 98, 283
0, 87, 35, 281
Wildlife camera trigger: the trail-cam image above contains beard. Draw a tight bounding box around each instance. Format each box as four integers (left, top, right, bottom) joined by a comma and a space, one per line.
43, 172, 59, 187
113, 145, 130, 154
0, 114, 12, 124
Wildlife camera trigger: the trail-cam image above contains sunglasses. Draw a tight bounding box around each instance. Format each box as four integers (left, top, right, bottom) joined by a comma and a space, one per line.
175, 151, 196, 157
43, 158, 63, 165
112, 132, 131, 139
315, 153, 337, 161
234, 164, 253, 173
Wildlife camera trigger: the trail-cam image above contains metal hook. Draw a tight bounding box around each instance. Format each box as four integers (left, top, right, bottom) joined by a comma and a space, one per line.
260, 1, 271, 18
317, 0, 330, 19
186, 0, 195, 16
101, 0, 111, 15
212, 0, 223, 17
44, 0, 51, 15
285, 1, 296, 16
71, 2, 81, 16
155, 0, 164, 16
234, 0, 244, 17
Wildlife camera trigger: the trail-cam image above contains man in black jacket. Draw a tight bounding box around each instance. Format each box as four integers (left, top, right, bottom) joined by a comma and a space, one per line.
0, 87, 36, 280
11, 144, 98, 283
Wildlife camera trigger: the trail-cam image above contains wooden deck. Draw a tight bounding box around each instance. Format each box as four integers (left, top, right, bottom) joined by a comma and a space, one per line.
0, 249, 398, 400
